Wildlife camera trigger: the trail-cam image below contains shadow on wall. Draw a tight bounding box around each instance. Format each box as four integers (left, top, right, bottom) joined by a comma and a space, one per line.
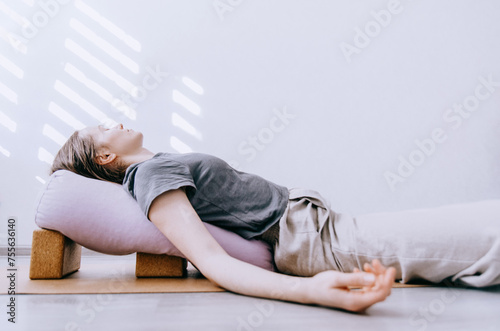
0, 0, 206, 186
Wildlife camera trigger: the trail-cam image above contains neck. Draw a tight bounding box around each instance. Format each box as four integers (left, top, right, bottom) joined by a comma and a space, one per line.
123, 148, 156, 166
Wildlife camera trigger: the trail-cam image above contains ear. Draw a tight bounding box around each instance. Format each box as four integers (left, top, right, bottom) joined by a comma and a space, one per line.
95, 152, 117, 166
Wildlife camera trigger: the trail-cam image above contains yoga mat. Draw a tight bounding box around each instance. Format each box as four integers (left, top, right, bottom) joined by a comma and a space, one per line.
1, 263, 224, 295
1, 263, 430, 295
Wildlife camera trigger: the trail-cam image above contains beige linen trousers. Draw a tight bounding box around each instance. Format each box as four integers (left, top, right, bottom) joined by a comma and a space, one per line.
273, 188, 500, 287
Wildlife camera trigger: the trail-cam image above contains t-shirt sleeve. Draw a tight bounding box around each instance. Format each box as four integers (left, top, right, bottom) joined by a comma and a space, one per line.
132, 158, 196, 217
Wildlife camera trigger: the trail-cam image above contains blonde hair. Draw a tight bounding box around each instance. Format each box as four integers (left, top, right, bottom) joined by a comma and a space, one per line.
51, 130, 128, 184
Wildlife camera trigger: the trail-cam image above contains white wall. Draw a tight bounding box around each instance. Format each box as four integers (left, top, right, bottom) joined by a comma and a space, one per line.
1, 0, 499, 246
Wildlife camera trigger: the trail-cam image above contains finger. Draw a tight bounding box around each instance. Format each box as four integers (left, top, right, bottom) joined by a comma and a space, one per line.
366, 263, 392, 292
387, 267, 396, 280
360, 263, 379, 291
346, 268, 396, 309
372, 270, 393, 294
376, 264, 394, 287
361, 261, 391, 292
355, 267, 377, 291
343, 280, 392, 311
373, 272, 391, 296
371, 259, 381, 272
386, 267, 397, 292
333, 271, 376, 288
372, 259, 387, 274
371, 266, 396, 294
366, 260, 386, 278
352, 267, 372, 291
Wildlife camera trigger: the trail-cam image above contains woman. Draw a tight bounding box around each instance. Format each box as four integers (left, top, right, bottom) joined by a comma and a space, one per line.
51, 124, 500, 311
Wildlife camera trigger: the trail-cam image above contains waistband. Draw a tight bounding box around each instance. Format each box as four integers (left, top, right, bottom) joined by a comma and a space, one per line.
258, 188, 323, 247
258, 219, 281, 247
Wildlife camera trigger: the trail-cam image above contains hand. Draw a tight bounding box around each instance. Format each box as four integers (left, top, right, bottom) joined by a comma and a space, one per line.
305, 259, 396, 312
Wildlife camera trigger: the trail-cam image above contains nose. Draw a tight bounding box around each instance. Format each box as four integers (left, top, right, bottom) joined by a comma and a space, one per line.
113, 123, 124, 130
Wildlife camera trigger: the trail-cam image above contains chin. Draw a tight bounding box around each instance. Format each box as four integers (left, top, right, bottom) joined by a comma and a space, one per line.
135, 131, 144, 144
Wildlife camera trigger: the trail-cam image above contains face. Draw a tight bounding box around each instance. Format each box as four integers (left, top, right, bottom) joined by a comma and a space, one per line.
79, 123, 144, 159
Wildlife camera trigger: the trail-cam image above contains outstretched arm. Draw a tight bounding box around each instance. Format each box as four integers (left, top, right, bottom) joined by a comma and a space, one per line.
148, 189, 396, 312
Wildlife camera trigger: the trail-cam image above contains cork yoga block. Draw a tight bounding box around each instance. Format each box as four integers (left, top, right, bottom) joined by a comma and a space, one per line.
29, 229, 187, 279
30, 229, 82, 279
136, 252, 187, 278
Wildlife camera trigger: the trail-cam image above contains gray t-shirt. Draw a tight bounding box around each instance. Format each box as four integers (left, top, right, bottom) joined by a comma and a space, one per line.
122, 152, 289, 239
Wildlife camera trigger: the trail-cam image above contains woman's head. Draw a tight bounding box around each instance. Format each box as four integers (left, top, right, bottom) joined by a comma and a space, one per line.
51, 124, 144, 184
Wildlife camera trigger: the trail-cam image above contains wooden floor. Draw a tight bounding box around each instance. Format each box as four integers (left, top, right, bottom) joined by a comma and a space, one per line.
2, 255, 500, 331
